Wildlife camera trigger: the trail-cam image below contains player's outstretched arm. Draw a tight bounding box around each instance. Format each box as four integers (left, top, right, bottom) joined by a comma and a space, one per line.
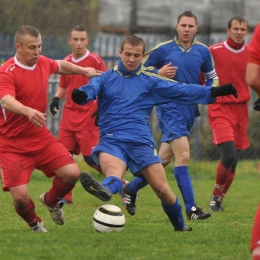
56, 60, 103, 78
210, 83, 238, 98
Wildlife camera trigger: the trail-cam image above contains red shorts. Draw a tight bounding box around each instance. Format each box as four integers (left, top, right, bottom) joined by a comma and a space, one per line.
251, 205, 260, 251
208, 103, 249, 150
58, 128, 99, 156
0, 135, 75, 191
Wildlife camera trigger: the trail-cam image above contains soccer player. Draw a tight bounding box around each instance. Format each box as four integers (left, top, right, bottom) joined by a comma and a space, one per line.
0, 25, 101, 232
208, 17, 250, 211
123, 11, 216, 220
49, 25, 107, 204
246, 22, 260, 260
71, 35, 237, 231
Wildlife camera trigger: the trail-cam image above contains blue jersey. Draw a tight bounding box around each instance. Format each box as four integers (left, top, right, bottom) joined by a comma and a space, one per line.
142, 36, 219, 141
79, 61, 215, 145
143, 37, 218, 87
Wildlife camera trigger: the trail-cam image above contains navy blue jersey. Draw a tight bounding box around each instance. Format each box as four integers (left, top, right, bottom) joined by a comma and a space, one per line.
79, 61, 215, 144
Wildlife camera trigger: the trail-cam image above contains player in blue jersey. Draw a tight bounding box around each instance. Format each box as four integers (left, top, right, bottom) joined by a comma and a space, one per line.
71, 35, 237, 231
123, 11, 218, 220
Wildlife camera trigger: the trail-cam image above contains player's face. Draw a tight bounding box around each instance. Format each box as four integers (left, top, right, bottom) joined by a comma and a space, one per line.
68, 30, 89, 59
227, 20, 248, 44
15, 35, 42, 67
176, 16, 198, 47
119, 43, 145, 71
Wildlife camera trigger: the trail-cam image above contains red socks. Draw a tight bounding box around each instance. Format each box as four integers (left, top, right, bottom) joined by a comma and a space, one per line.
14, 198, 41, 227
213, 162, 230, 196
222, 171, 235, 195
44, 176, 75, 207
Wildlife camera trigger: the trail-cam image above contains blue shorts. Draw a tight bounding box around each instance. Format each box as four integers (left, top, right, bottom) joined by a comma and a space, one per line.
156, 102, 197, 142
91, 135, 162, 175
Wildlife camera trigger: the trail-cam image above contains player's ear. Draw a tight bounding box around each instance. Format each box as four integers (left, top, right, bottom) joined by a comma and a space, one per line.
14, 43, 20, 50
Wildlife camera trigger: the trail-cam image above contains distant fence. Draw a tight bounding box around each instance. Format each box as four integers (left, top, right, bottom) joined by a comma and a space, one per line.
1, 33, 258, 161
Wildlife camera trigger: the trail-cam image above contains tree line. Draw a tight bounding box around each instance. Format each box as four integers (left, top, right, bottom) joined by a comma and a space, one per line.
0, 0, 99, 37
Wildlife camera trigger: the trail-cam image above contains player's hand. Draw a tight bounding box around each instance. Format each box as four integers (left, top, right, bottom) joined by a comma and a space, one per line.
27, 108, 46, 127
253, 98, 260, 111
71, 88, 88, 104
83, 67, 103, 78
49, 97, 59, 115
210, 83, 238, 98
91, 110, 99, 126
158, 62, 178, 79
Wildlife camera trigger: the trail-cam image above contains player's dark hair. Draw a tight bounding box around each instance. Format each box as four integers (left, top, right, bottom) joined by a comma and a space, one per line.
15, 25, 40, 42
69, 25, 87, 37
177, 11, 197, 25
121, 36, 146, 53
227, 16, 248, 29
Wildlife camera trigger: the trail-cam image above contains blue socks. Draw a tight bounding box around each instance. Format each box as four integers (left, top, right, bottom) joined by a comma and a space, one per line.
162, 198, 185, 230
174, 166, 195, 212
127, 176, 148, 194
102, 176, 122, 194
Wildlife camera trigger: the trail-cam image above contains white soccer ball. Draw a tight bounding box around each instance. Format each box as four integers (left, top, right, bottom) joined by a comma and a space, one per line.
93, 204, 125, 233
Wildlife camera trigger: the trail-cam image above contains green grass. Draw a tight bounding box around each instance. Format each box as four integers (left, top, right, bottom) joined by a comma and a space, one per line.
0, 158, 258, 260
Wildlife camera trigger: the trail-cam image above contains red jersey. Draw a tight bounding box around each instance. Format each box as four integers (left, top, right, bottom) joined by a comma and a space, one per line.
248, 23, 260, 66
209, 40, 250, 103
0, 55, 59, 139
59, 50, 107, 130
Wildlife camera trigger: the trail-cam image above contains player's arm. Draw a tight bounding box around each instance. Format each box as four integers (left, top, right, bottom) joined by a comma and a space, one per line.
55, 60, 102, 78
202, 50, 219, 87
72, 76, 102, 106
1, 95, 46, 127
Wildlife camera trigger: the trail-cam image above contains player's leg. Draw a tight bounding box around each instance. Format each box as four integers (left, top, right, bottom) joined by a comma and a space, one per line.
141, 163, 192, 231
10, 185, 47, 232
0, 152, 46, 232
251, 205, 260, 260
58, 128, 78, 204
37, 137, 80, 225
159, 142, 174, 166
170, 136, 211, 220
79, 152, 126, 201
209, 141, 237, 211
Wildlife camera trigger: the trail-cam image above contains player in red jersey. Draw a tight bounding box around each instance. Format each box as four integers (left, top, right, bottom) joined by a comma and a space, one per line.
246, 23, 260, 260
49, 25, 107, 204
208, 17, 250, 211
0, 25, 102, 232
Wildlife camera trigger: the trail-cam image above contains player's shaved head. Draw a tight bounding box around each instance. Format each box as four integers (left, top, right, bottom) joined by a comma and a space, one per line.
121, 36, 146, 54
15, 25, 40, 44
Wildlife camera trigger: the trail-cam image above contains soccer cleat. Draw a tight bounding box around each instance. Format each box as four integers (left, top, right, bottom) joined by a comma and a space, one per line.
31, 221, 47, 233
122, 183, 137, 215
186, 206, 211, 220
209, 195, 225, 212
119, 179, 129, 205
175, 226, 193, 232
79, 172, 112, 202
40, 193, 64, 225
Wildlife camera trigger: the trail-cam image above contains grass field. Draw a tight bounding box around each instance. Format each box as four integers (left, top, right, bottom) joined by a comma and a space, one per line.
0, 158, 258, 260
